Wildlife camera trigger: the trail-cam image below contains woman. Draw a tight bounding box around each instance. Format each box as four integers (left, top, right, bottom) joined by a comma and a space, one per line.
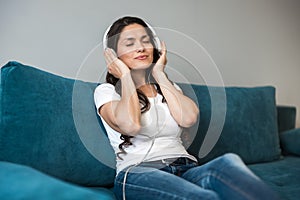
94, 16, 279, 200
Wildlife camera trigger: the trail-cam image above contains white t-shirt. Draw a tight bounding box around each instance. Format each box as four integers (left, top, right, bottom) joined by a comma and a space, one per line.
94, 83, 197, 174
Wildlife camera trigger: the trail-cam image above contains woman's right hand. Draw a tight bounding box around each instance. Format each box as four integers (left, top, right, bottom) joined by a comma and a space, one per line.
101, 48, 141, 136
104, 48, 130, 79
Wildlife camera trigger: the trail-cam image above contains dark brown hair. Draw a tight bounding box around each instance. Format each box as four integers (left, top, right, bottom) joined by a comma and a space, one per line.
104, 16, 166, 159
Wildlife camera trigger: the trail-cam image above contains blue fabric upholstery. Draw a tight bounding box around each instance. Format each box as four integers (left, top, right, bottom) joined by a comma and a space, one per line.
179, 84, 282, 164
280, 128, 300, 156
0, 61, 115, 186
1, 61, 299, 200
277, 106, 297, 133
249, 156, 300, 200
0, 161, 115, 200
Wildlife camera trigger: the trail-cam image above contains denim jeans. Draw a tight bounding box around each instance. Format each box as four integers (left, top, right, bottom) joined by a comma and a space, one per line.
114, 153, 279, 200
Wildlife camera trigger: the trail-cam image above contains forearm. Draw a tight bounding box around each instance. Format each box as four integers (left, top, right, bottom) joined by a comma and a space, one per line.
114, 73, 141, 135
153, 71, 199, 127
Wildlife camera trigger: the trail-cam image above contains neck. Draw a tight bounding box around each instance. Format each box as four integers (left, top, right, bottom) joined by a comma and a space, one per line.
130, 69, 157, 97
130, 69, 147, 89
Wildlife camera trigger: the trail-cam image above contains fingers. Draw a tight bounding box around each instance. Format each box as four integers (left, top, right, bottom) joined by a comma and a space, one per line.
104, 48, 118, 75
104, 48, 130, 78
104, 48, 117, 66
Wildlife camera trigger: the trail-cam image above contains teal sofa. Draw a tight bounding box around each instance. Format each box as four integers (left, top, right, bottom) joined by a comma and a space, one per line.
1, 61, 299, 200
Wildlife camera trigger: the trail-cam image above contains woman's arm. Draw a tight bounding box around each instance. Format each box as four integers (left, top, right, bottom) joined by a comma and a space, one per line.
152, 43, 199, 128
99, 49, 141, 136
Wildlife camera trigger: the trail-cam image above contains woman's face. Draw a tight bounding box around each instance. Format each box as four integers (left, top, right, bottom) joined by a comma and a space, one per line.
117, 23, 154, 70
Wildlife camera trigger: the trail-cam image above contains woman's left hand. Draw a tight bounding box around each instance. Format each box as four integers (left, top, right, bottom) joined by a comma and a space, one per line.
151, 41, 199, 128
152, 41, 167, 76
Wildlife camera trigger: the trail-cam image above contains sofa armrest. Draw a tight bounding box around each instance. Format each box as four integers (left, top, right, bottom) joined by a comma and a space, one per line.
280, 128, 300, 156
277, 105, 296, 133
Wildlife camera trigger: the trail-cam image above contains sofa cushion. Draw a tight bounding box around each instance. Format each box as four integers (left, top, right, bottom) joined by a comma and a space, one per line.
181, 84, 281, 164
0, 161, 116, 200
280, 128, 300, 156
0, 61, 116, 186
248, 156, 300, 200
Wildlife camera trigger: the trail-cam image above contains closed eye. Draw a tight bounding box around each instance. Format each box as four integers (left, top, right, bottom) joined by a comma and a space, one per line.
122, 35, 151, 47
124, 37, 135, 47
141, 35, 150, 43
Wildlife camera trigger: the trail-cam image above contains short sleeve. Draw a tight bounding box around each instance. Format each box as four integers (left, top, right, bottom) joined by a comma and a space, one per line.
94, 83, 121, 112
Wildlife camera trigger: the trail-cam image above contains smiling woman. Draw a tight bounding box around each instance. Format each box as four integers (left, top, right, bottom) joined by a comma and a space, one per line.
93, 16, 280, 200
116, 24, 154, 70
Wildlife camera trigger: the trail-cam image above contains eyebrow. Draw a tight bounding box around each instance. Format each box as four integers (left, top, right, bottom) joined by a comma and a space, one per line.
121, 35, 150, 43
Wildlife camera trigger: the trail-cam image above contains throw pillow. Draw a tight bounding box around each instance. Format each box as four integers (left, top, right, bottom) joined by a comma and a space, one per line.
0, 61, 115, 186
180, 84, 281, 164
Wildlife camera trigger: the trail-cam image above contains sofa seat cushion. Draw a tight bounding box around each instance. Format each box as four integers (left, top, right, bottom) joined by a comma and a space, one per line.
0, 61, 116, 186
248, 156, 300, 200
180, 84, 281, 164
0, 161, 116, 200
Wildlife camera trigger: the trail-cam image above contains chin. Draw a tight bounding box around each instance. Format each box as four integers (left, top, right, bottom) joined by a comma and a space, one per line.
131, 61, 153, 70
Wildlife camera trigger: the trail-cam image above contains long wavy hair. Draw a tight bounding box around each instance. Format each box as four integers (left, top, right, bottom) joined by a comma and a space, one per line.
104, 16, 166, 159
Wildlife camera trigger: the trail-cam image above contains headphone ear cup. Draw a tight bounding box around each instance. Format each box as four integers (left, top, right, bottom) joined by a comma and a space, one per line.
103, 24, 112, 50
153, 35, 161, 51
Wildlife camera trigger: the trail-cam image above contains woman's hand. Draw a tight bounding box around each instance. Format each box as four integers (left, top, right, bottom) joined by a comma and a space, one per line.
152, 41, 167, 76
101, 48, 141, 136
104, 48, 130, 79
151, 41, 199, 128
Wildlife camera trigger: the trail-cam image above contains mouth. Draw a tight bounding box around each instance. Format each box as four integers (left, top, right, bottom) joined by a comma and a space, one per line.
134, 55, 148, 60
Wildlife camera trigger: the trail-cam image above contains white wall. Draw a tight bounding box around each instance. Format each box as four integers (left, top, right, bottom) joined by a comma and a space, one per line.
1, 0, 299, 127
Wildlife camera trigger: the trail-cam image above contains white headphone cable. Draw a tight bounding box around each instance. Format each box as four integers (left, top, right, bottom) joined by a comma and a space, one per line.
122, 81, 161, 200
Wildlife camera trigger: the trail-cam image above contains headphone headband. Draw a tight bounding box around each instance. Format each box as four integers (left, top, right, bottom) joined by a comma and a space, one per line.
102, 21, 161, 51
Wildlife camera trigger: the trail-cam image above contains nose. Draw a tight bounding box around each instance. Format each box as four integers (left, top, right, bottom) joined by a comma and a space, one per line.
135, 41, 145, 52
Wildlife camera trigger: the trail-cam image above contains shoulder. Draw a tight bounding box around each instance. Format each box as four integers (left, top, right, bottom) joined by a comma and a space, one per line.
94, 83, 120, 97
94, 83, 116, 93
94, 83, 121, 110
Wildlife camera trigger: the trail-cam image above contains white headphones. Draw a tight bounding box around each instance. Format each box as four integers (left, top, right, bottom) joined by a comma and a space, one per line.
102, 20, 161, 51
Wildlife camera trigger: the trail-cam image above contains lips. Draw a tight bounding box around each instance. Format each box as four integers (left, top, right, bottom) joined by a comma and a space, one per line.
135, 55, 148, 60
